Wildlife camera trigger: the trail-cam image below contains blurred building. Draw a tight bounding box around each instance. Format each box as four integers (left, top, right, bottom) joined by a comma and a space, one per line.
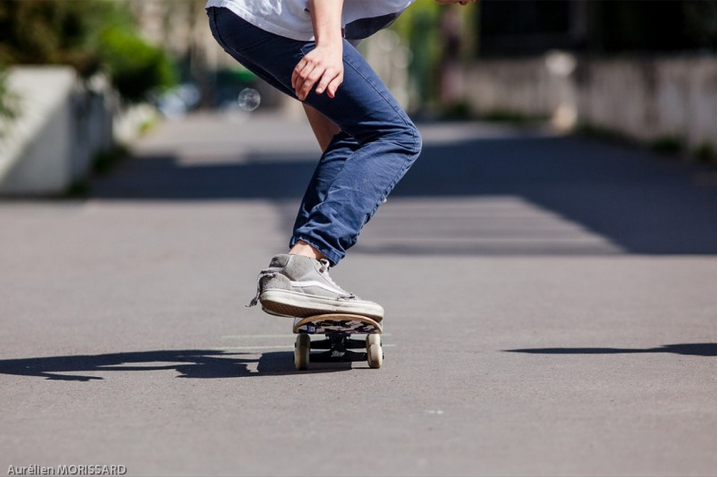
477, 0, 716, 56
462, 0, 716, 155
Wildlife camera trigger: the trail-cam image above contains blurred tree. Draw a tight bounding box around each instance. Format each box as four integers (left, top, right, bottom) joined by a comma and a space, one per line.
99, 25, 177, 102
391, 2, 478, 114
0, 1, 176, 102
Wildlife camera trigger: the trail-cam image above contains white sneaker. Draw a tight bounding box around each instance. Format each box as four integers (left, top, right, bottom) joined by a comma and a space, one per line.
248, 254, 384, 321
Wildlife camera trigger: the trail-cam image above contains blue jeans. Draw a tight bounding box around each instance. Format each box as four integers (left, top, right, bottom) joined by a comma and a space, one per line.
208, 7, 422, 265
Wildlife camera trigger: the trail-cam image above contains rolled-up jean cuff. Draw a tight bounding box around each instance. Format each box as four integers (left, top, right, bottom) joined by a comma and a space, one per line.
289, 236, 342, 266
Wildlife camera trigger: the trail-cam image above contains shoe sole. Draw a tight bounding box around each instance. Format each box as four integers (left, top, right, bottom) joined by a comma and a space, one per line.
259, 290, 384, 322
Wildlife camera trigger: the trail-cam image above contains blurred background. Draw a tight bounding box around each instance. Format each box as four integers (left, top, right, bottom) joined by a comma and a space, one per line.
0, 0, 715, 195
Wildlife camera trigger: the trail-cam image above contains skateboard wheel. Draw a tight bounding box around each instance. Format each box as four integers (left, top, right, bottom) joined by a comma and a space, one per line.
366, 333, 383, 369
294, 334, 311, 370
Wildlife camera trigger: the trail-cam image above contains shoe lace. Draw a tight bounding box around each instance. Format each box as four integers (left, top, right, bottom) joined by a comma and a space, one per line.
318, 259, 356, 299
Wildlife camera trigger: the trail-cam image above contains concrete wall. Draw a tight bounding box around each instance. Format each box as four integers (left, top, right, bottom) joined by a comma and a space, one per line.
463, 54, 716, 150
0, 66, 114, 196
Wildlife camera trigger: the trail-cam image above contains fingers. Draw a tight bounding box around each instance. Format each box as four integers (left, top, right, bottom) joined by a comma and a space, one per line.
294, 63, 323, 101
291, 60, 301, 90
291, 58, 310, 94
292, 62, 313, 99
292, 54, 343, 101
315, 68, 342, 96
325, 73, 343, 98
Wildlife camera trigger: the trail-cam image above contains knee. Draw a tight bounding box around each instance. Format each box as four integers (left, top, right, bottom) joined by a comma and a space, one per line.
354, 118, 422, 158
402, 121, 422, 161
410, 123, 423, 156
391, 121, 422, 158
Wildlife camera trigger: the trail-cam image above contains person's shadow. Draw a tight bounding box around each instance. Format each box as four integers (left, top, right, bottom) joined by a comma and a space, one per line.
505, 343, 716, 357
0, 349, 353, 381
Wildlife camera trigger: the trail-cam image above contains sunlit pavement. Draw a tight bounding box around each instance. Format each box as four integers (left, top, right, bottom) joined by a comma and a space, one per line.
1, 111, 715, 476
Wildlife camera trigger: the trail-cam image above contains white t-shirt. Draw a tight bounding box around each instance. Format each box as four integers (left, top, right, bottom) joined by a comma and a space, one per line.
206, 0, 415, 41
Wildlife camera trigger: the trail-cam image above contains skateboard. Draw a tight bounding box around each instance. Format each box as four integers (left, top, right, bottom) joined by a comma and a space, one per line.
292, 313, 383, 370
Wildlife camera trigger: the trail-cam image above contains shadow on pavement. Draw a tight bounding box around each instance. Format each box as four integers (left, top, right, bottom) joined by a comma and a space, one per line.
0, 349, 353, 381
505, 343, 717, 357
91, 133, 716, 255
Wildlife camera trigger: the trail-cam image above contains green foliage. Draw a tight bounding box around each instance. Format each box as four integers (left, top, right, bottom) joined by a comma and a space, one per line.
0, 65, 20, 136
91, 144, 130, 175
441, 100, 473, 120
650, 136, 684, 156
66, 144, 131, 198
0, 1, 177, 102
64, 179, 91, 198
0, 1, 101, 76
575, 124, 634, 145
390, 3, 478, 113
393, 3, 442, 107
98, 27, 176, 102
693, 142, 716, 164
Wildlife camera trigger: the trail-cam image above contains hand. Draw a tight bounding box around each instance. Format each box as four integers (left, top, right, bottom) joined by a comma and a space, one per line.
291, 44, 344, 101
434, 0, 476, 5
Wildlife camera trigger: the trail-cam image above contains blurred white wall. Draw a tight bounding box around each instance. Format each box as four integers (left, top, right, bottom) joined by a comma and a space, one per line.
0, 67, 113, 195
576, 56, 716, 150
463, 54, 716, 150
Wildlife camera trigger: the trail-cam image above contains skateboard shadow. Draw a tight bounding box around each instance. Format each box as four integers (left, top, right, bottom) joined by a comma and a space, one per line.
0, 349, 354, 381
505, 343, 716, 357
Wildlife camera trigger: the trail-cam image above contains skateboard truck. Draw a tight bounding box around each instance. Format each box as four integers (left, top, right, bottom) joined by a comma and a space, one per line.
308, 335, 368, 363
292, 314, 384, 370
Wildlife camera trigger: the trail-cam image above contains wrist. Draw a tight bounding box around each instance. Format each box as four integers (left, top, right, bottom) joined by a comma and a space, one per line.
315, 30, 343, 47
313, 23, 343, 48
309, 0, 344, 48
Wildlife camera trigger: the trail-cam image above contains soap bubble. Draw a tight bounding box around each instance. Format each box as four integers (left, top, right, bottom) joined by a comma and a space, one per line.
237, 88, 261, 112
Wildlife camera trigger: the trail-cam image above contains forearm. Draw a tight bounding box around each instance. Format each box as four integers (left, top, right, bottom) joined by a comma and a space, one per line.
308, 0, 344, 47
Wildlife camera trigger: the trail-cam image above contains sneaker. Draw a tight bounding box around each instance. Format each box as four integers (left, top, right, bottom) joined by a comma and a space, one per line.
247, 254, 384, 321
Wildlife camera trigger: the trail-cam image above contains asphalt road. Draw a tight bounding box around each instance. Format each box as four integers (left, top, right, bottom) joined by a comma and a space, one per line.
1, 112, 715, 477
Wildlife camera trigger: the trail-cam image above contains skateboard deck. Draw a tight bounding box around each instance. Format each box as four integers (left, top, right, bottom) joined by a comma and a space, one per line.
292, 313, 383, 370
293, 313, 383, 335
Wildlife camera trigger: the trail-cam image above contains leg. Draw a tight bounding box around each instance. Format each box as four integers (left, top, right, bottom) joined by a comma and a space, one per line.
289, 46, 422, 264
289, 47, 422, 264
290, 129, 360, 260
209, 7, 411, 319
209, 8, 421, 265
289, 105, 343, 262
303, 104, 340, 153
